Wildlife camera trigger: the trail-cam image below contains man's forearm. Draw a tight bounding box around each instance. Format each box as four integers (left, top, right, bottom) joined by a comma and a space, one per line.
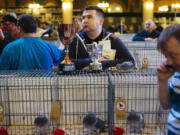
158, 79, 171, 110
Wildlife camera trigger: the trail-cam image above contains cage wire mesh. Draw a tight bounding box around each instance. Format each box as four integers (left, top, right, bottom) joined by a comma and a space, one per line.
0, 69, 169, 135
111, 69, 169, 135
0, 70, 109, 135
125, 42, 164, 69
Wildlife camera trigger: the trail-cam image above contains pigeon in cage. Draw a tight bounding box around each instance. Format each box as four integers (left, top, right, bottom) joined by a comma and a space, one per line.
116, 61, 135, 70
126, 110, 144, 133
82, 112, 106, 134
34, 113, 50, 135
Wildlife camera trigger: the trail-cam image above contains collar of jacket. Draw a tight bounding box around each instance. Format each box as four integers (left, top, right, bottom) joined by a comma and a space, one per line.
78, 28, 108, 44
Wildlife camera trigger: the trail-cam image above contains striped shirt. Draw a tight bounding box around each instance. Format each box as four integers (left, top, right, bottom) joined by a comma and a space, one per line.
168, 72, 180, 134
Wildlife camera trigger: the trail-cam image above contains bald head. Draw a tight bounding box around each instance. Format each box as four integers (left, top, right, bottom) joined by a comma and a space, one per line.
144, 19, 155, 33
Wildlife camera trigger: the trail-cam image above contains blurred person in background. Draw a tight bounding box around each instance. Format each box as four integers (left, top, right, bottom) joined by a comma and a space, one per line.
0, 14, 20, 54
41, 22, 58, 38
0, 14, 64, 70
155, 22, 163, 33
132, 19, 160, 41
74, 17, 83, 33
35, 18, 44, 37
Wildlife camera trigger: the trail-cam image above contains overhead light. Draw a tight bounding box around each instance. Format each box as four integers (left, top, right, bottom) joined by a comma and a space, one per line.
98, 2, 109, 8
171, 3, 180, 10
146, 2, 154, 9
62, 2, 71, 9
29, 4, 41, 8
158, 5, 168, 12
116, 7, 120, 11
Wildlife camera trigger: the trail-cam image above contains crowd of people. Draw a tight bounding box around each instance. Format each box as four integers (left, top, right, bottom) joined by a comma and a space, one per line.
0, 6, 136, 71
0, 5, 179, 135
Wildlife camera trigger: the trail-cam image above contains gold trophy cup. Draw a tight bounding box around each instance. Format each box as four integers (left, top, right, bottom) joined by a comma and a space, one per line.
58, 24, 76, 73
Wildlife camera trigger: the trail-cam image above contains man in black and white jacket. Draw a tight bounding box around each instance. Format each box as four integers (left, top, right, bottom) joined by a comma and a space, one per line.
69, 6, 135, 70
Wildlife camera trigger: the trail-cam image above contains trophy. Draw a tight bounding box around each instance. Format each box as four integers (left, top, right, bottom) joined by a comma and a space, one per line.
87, 42, 103, 71
58, 24, 76, 72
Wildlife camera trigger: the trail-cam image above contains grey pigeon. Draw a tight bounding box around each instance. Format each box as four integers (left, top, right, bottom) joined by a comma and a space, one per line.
34, 113, 50, 135
127, 110, 144, 133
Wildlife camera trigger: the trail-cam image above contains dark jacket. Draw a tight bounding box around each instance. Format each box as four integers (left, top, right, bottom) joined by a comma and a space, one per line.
132, 30, 160, 41
69, 29, 135, 70
0, 32, 15, 55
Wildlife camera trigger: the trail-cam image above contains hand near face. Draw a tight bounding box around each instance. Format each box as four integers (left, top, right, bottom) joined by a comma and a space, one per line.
144, 37, 157, 41
157, 59, 175, 81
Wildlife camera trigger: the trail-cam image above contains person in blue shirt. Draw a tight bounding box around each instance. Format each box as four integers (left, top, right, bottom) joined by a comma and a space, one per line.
0, 14, 64, 70
157, 24, 180, 135
132, 19, 160, 41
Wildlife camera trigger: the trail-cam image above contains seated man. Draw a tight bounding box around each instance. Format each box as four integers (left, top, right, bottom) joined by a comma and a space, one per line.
41, 22, 58, 39
132, 19, 160, 41
0, 14, 64, 70
69, 6, 135, 70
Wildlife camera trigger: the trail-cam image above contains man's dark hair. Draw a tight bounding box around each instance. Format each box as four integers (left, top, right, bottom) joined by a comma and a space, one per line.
18, 14, 36, 33
2, 14, 17, 25
35, 18, 41, 27
83, 6, 104, 18
157, 24, 180, 54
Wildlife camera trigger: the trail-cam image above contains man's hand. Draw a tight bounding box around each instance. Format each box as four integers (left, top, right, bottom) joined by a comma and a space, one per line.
98, 56, 109, 63
157, 59, 175, 81
144, 38, 157, 41
0, 29, 4, 40
82, 66, 89, 70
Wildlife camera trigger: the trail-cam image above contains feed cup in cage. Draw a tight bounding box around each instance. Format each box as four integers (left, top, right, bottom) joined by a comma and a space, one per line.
114, 127, 125, 135
54, 128, 66, 135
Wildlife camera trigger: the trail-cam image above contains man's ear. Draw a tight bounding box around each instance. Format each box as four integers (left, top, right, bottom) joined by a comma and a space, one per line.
18, 26, 24, 35
99, 18, 104, 25
18, 26, 22, 32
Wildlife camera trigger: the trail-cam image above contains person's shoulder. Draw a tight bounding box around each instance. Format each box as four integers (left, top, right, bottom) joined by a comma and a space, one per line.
137, 30, 146, 33
103, 30, 117, 40
2, 39, 21, 54
77, 30, 86, 38
110, 34, 117, 39
152, 30, 160, 34
6, 38, 22, 48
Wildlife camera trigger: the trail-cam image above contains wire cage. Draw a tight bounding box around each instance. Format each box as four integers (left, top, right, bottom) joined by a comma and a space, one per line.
111, 69, 169, 135
0, 70, 169, 135
0, 71, 110, 135
125, 42, 164, 69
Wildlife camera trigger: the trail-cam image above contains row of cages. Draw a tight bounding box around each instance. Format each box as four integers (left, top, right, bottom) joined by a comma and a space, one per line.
125, 41, 164, 69
0, 69, 169, 135
48, 40, 164, 70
